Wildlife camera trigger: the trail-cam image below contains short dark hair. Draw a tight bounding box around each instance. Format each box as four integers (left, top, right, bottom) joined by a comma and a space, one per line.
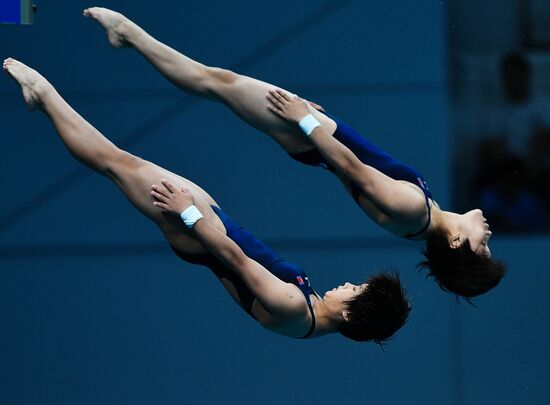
338, 271, 411, 345
418, 232, 506, 300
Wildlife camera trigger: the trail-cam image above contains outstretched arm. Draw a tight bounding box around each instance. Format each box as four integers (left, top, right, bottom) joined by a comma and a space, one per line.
151, 180, 305, 316
267, 90, 425, 219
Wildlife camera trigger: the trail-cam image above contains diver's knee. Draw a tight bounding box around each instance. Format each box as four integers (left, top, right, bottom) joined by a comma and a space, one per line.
104, 149, 143, 178
204, 67, 238, 97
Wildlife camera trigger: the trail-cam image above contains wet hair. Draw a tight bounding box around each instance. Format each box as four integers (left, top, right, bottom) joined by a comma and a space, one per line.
418, 232, 506, 300
338, 271, 410, 345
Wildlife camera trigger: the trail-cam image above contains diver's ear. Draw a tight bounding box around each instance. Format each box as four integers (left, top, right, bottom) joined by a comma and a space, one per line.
450, 234, 462, 249
342, 311, 351, 322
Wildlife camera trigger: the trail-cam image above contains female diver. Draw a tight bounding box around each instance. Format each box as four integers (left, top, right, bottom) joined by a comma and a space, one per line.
3, 58, 409, 343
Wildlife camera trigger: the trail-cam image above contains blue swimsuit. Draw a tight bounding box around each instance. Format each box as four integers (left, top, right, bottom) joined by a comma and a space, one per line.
289, 114, 433, 239
171, 206, 317, 339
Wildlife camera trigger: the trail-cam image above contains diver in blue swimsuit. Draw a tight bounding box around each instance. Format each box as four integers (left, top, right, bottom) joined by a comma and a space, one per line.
5, 58, 409, 343
85, 7, 506, 299
265, 90, 506, 299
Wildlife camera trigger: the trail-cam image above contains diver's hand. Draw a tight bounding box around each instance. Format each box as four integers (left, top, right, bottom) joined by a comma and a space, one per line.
267, 89, 313, 123
151, 179, 195, 215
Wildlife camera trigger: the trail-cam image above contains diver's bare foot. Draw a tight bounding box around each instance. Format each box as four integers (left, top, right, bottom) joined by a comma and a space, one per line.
3, 58, 52, 110
83, 7, 134, 48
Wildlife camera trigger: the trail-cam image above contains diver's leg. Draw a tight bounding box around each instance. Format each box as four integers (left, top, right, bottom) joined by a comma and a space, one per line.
3, 58, 222, 253
5, 58, 270, 314
84, 7, 314, 154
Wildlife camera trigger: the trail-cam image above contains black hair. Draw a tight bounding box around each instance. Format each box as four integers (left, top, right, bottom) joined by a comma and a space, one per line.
338, 271, 410, 345
418, 232, 506, 301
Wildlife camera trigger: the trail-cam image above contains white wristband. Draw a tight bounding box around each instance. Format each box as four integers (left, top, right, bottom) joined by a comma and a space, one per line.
298, 114, 321, 136
180, 205, 204, 228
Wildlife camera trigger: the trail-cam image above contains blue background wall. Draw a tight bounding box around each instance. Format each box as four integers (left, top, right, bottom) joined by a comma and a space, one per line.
0, 1, 548, 404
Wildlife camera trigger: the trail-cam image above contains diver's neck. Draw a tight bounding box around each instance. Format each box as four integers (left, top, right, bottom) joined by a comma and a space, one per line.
429, 206, 463, 238
309, 299, 341, 338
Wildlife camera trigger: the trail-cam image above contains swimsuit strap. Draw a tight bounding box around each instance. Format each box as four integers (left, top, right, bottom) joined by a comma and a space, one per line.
405, 194, 432, 239
299, 296, 316, 339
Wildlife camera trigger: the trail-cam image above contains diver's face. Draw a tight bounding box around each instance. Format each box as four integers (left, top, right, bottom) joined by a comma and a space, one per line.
464, 209, 492, 257
323, 282, 368, 306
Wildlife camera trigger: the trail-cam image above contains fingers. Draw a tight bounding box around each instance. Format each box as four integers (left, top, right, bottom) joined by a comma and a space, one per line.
161, 178, 176, 193
275, 89, 292, 101
152, 201, 168, 211
309, 101, 326, 112
269, 89, 290, 105
151, 184, 170, 198
153, 180, 190, 196
266, 92, 285, 111
266, 104, 283, 117
150, 189, 169, 203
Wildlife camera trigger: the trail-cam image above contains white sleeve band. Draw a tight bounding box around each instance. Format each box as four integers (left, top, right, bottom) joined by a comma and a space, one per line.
180, 205, 204, 228
298, 114, 321, 137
